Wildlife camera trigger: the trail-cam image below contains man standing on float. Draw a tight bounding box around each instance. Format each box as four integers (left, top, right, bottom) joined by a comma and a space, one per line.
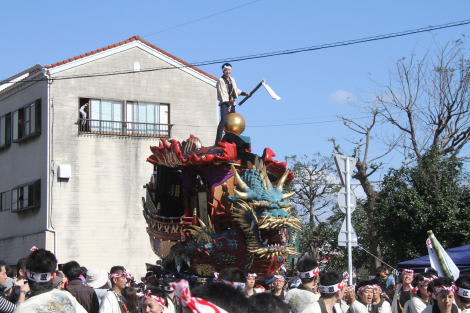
215, 63, 249, 144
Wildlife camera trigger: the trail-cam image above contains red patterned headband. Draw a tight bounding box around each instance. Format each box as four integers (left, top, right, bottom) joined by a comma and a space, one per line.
109, 271, 132, 280
418, 276, 438, 286
299, 268, 319, 279
246, 273, 257, 279
358, 285, 376, 293
403, 269, 414, 275
319, 281, 345, 293
274, 275, 285, 282
170, 279, 229, 313
138, 290, 167, 308
432, 285, 457, 299
214, 279, 245, 289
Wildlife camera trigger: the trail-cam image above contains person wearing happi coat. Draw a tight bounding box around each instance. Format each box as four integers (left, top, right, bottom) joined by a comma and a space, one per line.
215, 63, 249, 144
301, 272, 349, 313
392, 269, 415, 313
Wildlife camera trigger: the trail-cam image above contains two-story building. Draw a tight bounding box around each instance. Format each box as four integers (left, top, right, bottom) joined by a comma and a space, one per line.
0, 36, 217, 277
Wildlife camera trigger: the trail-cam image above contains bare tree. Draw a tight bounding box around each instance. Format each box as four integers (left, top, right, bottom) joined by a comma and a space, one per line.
377, 40, 470, 162
286, 154, 339, 226
331, 109, 398, 268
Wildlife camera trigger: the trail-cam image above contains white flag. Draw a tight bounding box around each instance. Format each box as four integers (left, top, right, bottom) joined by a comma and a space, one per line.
426, 234, 460, 280
262, 81, 281, 100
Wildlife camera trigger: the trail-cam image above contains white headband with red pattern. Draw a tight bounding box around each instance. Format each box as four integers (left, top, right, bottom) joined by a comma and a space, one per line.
299, 268, 319, 279
109, 271, 132, 280
170, 279, 229, 313
137, 290, 167, 308
432, 285, 457, 299
358, 285, 377, 293
319, 281, 345, 293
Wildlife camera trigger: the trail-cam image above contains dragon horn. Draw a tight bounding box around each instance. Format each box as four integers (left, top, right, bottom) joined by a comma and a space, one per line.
282, 191, 295, 200
234, 189, 249, 200
255, 157, 271, 191
230, 165, 249, 191
276, 170, 290, 191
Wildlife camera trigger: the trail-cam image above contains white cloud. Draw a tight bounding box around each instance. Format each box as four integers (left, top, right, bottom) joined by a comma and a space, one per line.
330, 90, 356, 104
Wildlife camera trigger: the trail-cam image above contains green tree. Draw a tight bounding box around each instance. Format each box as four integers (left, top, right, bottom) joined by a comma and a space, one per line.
375, 151, 470, 264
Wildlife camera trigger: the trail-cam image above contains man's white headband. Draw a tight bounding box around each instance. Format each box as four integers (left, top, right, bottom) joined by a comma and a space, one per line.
403, 269, 414, 275
299, 267, 319, 279
432, 285, 457, 299
215, 279, 245, 290
358, 285, 376, 293
27, 271, 53, 283
319, 281, 345, 294
222, 65, 232, 70
457, 287, 470, 299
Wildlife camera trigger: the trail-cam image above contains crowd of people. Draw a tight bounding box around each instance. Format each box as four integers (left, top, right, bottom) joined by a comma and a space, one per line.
1, 248, 469, 313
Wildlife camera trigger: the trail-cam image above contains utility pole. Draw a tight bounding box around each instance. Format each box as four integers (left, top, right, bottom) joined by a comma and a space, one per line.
334, 154, 357, 286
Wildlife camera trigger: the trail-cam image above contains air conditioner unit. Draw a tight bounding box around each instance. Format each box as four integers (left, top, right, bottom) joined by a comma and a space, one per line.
57, 164, 72, 180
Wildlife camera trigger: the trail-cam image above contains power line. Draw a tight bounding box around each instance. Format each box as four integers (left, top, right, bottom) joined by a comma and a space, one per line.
1, 18, 470, 84
177, 114, 371, 128
143, 0, 262, 37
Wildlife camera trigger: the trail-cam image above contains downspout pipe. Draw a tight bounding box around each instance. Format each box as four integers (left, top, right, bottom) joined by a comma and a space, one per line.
44, 68, 57, 256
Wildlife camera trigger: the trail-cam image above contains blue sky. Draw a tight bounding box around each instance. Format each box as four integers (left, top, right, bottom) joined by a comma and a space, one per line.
1, 1, 469, 177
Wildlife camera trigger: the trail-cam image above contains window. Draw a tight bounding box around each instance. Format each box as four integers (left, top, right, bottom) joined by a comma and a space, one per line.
80, 98, 170, 137
11, 180, 40, 212
0, 191, 10, 212
126, 101, 169, 136
13, 99, 41, 142
0, 113, 12, 149
89, 99, 123, 132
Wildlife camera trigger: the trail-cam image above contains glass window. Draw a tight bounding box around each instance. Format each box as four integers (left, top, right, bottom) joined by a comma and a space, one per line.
0, 191, 10, 211
11, 99, 41, 142
89, 99, 123, 132
11, 180, 40, 212
81, 98, 169, 137
126, 102, 169, 135
12, 111, 18, 141
0, 116, 4, 147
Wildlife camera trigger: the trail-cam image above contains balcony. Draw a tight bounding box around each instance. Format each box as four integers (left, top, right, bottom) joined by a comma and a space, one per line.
78, 119, 172, 138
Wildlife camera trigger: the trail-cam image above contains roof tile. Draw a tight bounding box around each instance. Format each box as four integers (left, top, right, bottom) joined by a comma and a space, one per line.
44, 36, 216, 80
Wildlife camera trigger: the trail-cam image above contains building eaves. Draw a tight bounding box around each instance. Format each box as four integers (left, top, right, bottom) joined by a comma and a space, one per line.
0, 64, 44, 96
44, 36, 217, 81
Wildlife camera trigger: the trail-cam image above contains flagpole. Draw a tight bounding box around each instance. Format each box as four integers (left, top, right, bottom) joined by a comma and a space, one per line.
427, 230, 452, 279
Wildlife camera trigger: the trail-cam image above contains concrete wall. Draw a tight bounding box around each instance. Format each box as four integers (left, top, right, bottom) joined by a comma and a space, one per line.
0, 80, 49, 264
49, 46, 217, 277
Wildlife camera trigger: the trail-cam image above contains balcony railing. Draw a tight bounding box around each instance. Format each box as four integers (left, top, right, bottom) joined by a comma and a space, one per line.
78, 119, 172, 138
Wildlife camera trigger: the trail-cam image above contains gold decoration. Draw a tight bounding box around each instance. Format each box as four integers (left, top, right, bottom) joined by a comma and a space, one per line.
192, 264, 216, 277
224, 113, 245, 135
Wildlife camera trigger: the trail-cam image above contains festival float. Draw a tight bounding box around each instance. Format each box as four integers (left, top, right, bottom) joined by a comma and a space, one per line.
142, 112, 301, 279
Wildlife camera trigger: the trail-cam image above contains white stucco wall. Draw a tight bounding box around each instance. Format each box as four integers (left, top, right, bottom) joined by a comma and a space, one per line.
48, 46, 217, 277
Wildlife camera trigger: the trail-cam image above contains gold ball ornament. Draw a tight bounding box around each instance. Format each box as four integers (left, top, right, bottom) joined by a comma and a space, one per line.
224, 113, 246, 135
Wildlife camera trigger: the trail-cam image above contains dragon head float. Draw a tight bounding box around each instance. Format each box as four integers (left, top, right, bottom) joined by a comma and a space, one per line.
143, 134, 301, 278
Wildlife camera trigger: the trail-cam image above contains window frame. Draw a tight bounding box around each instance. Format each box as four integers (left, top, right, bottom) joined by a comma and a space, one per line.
79, 97, 171, 138
12, 99, 41, 143
0, 190, 11, 212
0, 112, 12, 149
10, 180, 41, 213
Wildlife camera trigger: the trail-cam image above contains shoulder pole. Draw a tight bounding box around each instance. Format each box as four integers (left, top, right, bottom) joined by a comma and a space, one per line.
238, 80, 264, 106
